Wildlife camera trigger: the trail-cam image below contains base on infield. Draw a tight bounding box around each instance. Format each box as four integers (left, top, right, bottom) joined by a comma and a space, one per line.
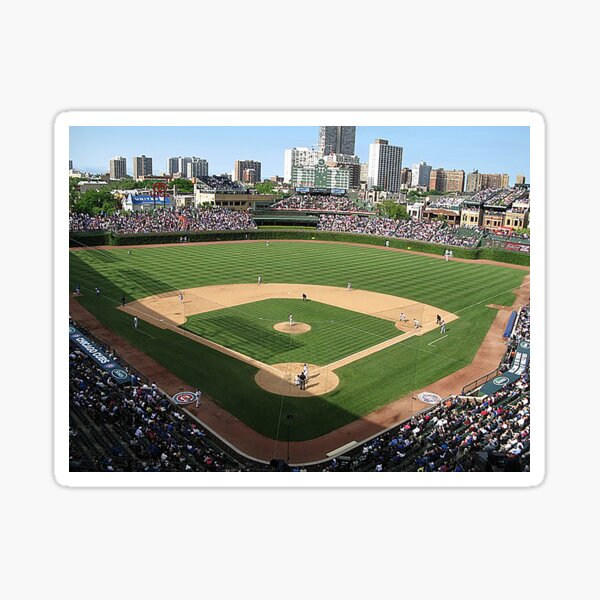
273, 322, 311, 334
255, 362, 339, 397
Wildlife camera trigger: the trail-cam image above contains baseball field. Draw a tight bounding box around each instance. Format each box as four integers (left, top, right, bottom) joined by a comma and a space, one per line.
69, 240, 527, 454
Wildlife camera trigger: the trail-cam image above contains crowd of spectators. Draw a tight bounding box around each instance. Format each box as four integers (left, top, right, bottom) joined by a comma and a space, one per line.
69, 207, 257, 234
429, 226, 483, 247
318, 214, 482, 247
466, 188, 502, 205
317, 214, 371, 233
270, 195, 360, 212
427, 196, 465, 209
393, 218, 445, 241
69, 320, 249, 472
195, 175, 246, 193
482, 188, 530, 208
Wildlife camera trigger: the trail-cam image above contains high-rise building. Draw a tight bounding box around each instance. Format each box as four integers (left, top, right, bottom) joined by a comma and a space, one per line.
359, 163, 369, 184
166, 157, 180, 175
242, 168, 258, 184
133, 155, 152, 180
318, 126, 356, 156
466, 170, 481, 193
109, 156, 127, 180
69, 160, 73, 171
429, 169, 465, 193
178, 157, 192, 177
516, 174, 526, 185
284, 147, 320, 183
187, 158, 209, 178
367, 139, 403, 192
401, 167, 412, 188
411, 161, 432, 188
234, 160, 261, 183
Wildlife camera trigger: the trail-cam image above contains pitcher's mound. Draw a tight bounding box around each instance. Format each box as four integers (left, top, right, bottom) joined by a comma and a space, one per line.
255, 363, 339, 397
274, 322, 311, 334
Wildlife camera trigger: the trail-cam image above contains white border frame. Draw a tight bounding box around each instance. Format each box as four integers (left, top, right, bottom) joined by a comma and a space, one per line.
54, 110, 545, 487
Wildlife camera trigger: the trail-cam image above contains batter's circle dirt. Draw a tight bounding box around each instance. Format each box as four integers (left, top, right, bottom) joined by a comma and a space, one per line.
255, 363, 339, 397
273, 322, 311, 334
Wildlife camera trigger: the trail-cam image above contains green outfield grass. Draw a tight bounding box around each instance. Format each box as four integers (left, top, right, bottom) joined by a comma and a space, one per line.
181, 298, 401, 365
69, 241, 526, 440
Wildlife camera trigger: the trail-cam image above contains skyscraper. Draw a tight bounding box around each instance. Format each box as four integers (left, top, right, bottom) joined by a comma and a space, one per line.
166, 157, 180, 175
318, 126, 356, 156
367, 139, 403, 192
178, 157, 192, 177
401, 167, 412, 188
133, 155, 152, 179
516, 174, 526, 185
411, 161, 432, 188
109, 156, 127, 180
234, 160, 261, 183
187, 158, 209, 178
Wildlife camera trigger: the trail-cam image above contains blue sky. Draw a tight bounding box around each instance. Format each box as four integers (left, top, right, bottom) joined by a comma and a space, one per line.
69, 125, 530, 182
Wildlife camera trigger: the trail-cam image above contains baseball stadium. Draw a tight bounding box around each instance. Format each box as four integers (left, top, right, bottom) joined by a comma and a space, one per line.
68, 189, 531, 472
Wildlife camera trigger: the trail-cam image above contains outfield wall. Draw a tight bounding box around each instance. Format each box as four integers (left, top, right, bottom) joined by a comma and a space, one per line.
69, 229, 530, 266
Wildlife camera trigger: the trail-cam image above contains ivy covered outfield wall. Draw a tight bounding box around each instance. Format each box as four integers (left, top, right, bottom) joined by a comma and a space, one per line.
68, 229, 530, 266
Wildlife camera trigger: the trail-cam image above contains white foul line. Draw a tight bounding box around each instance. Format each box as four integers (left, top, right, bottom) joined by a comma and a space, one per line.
428, 335, 448, 346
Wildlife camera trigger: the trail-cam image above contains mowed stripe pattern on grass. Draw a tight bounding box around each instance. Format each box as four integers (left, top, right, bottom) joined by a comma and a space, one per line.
181, 298, 401, 365
69, 242, 526, 440
70, 241, 523, 314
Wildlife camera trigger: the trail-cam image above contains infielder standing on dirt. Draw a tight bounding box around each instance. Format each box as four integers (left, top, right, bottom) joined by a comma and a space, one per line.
178, 291, 184, 303
399, 312, 407, 322
289, 313, 294, 327
347, 282, 352, 291
258, 275, 262, 285
440, 318, 446, 334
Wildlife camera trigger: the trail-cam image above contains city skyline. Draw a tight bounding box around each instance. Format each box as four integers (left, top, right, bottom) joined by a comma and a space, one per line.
69, 125, 530, 183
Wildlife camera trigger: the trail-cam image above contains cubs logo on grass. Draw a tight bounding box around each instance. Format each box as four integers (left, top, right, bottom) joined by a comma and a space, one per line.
172, 391, 197, 405
418, 392, 442, 405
